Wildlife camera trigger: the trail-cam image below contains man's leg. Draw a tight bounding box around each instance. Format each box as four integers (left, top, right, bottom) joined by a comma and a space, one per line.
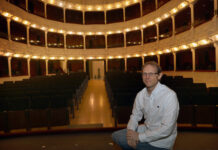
112, 129, 135, 150
136, 142, 169, 150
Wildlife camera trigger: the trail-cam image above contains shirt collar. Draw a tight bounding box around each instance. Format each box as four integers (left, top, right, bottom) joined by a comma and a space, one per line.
145, 82, 161, 97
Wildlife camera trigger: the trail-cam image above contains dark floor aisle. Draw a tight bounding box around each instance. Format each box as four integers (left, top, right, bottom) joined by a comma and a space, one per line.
0, 131, 218, 150
0, 131, 115, 150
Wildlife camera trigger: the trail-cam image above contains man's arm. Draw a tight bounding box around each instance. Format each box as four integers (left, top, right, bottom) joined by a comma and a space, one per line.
127, 93, 144, 131
126, 92, 144, 148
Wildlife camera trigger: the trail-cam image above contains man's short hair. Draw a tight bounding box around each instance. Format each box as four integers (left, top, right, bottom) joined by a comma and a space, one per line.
142, 61, 162, 74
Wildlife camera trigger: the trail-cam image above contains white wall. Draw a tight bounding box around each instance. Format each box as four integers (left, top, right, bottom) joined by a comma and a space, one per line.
163, 71, 218, 87
0, 76, 29, 84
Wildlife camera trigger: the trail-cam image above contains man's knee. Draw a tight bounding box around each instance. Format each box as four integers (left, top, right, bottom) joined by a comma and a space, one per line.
112, 130, 120, 142
112, 129, 127, 143
112, 131, 117, 141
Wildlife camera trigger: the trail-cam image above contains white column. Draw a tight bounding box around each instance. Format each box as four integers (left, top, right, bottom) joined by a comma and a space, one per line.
155, 0, 158, 9
214, 42, 218, 71
26, 0, 28, 11
7, 18, 11, 41
157, 55, 160, 66
63, 8, 66, 23
45, 31, 48, 48
45, 59, 48, 75
27, 58, 30, 76
214, 0, 217, 17
64, 33, 67, 49
156, 24, 159, 41
105, 34, 108, 49
8, 57, 12, 77
105, 59, 108, 72
191, 48, 196, 71
140, 0, 143, 17
27, 26, 30, 46
124, 32, 126, 48
83, 35, 86, 49
173, 52, 176, 71
142, 56, 144, 66
104, 10, 107, 24
62, 59, 67, 73
124, 57, 127, 72
83, 59, 86, 72
171, 16, 175, 36
83, 11, 85, 24
123, 7, 126, 22
141, 28, 143, 46
44, 3, 47, 18
190, 4, 194, 29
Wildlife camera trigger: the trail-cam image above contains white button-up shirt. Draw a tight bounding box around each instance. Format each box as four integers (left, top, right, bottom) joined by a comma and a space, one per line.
127, 82, 179, 149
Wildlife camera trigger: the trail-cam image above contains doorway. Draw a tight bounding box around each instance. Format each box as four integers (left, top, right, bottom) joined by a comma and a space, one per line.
87, 60, 105, 80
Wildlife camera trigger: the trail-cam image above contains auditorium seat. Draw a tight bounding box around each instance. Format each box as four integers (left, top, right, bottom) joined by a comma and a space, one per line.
105, 71, 144, 125
0, 111, 7, 132
192, 91, 209, 105
29, 95, 50, 129
194, 105, 216, 127
50, 108, 69, 127
0, 73, 87, 132
112, 93, 136, 107
6, 96, 30, 131
3, 81, 14, 88
0, 97, 8, 132
161, 75, 174, 86
216, 106, 218, 127
177, 105, 195, 126
50, 94, 70, 127
208, 87, 218, 105
114, 106, 132, 127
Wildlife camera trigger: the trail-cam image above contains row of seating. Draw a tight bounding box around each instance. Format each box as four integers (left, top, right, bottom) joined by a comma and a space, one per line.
161, 75, 218, 105
105, 71, 218, 128
0, 106, 70, 132
105, 72, 143, 126
105, 71, 144, 107
0, 72, 88, 132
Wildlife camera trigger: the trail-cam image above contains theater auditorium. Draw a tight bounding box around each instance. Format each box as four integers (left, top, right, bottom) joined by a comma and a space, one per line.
0, 0, 217, 150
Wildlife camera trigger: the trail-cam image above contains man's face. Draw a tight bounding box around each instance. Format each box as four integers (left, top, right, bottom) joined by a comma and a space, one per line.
142, 65, 162, 89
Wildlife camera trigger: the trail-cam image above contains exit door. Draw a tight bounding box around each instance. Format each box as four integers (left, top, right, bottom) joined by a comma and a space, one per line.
87, 60, 105, 80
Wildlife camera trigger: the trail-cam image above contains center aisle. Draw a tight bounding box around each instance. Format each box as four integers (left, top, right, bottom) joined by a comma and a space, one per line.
70, 80, 115, 128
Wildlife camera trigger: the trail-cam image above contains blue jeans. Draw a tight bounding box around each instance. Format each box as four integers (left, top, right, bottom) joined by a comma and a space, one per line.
112, 129, 169, 150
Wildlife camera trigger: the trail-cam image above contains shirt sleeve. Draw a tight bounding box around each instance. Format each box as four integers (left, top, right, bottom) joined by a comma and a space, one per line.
138, 92, 179, 143
127, 92, 144, 131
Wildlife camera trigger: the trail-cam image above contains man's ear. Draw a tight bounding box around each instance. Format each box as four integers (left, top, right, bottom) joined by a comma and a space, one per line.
158, 73, 163, 81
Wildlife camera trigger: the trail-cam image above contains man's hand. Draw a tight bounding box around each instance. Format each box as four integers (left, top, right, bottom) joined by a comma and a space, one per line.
126, 129, 139, 149
127, 138, 137, 149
